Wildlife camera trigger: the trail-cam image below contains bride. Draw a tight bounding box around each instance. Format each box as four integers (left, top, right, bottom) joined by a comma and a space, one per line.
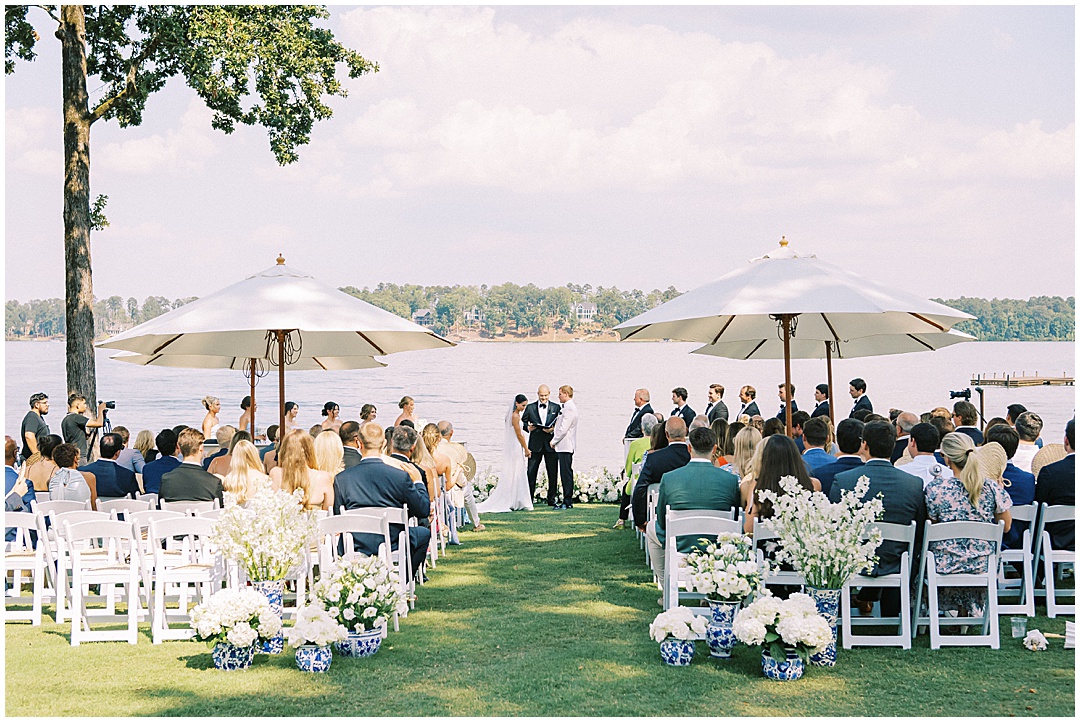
478, 394, 534, 513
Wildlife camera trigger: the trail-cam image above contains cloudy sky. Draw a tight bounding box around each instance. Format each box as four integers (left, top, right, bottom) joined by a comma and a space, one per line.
4, 5, 1075, 303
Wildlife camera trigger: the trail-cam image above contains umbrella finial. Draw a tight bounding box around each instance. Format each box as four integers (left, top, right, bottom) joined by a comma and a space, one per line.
779, 236, 788, 247
276, 254, 286, 265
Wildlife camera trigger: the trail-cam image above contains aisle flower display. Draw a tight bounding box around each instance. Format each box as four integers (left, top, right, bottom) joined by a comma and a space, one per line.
313, 556, 408, 658
732, 593, 833, 681
191, 588, 283, 671
287, 604, 350, 672
649, 607, 708, 666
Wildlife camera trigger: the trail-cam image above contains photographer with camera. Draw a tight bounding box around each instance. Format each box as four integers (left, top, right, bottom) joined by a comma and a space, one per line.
61, 393, 108, 461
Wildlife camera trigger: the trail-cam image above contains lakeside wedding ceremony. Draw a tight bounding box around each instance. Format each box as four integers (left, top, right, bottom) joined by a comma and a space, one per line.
4, 4, 1075, 719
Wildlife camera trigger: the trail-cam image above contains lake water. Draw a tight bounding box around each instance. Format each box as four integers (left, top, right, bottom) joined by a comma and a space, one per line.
5, 340, 1075, 474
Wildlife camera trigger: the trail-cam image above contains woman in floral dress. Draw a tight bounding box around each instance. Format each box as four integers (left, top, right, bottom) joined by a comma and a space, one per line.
924, 433, 1012, 617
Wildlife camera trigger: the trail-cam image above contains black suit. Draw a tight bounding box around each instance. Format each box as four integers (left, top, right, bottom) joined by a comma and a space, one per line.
202, 448, 227, 470
775, 400, 798, 421
812, 456, 863, 498
522, 400, 561, 503
706, 401, 729, 423
342, 446, 363, 470
79, 459, 139, 499
671, 405, 696, 425
333, 457, 431, 575
811, 400, 830, 419
955, 426, 984, 446
159, 462, 224, 504
631, 443, 691, 526
1035, 455, 1075, 551
738, 401, 760, 418
624, 403, 654, 439
849, 395, 873, 418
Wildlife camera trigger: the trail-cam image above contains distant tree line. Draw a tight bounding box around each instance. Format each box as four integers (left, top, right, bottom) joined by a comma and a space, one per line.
932, 296, 1074, 342
6, 295, 197, 339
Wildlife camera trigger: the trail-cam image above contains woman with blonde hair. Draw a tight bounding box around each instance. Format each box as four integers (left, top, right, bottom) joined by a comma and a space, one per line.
422, 422, 459, 545
134, 429, 157, 463
314, 430, 345, 476
729, 426, 762, 505
222, 439, 269, 506
201, 396, 222, 439
924, 432, 1013, 618
269, 429, 333, 511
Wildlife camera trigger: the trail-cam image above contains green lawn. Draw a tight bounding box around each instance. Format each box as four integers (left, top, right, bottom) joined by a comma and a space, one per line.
5, 504, 1075, 716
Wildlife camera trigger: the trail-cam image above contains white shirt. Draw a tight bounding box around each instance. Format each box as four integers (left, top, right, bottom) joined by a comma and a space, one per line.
902, 454, 950, 489
1011, 443, 1039, 473
551, 399, 578, 453
537, 402, 551, 427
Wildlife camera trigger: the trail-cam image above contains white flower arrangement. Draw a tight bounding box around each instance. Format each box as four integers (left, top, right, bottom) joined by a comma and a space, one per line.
755, 475, 884, 589
190, 588, 283, 648
211, 478, 319, 582
649, 606, 708, 643
475, 466, 623, 504
286, 603, 350, 648
313, 556, 408, 633
683, 532, 770, 603
732, 592, 833, 663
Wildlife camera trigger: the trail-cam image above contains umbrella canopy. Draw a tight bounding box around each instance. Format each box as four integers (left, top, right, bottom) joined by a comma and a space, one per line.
691, 329, 976, 361
108, 351, 388, 371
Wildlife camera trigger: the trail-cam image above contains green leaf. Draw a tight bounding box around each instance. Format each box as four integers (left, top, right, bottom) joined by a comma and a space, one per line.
769, 641, 788, 663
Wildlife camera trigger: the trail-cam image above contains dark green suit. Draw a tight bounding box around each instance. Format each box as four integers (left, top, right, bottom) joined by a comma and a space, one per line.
655, 460, 740, 553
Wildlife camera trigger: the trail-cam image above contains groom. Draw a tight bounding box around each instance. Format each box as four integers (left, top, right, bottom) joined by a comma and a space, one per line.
550, 385, 579, 509
522, 384, 560, 506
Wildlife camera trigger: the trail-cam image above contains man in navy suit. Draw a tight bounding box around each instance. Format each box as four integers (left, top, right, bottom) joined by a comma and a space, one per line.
632, 418, 691, 530
624, 388, 654, 439
334, 423, 431, 576
522, 385, 561, 505
141, 429, 180, 495
892, 411, 919, 463
812, 419, 865, 496
79, 433, 139, 499
670, 387, 695, 426
985, 424, 1035, 549
811, 384, 831, 419
1035, 419, 1075, 551
952, 401, 984, 446
775, 382, 798, 422
848, 378, 873, 418
736, 385, 760, 418
800, 418, 834, 472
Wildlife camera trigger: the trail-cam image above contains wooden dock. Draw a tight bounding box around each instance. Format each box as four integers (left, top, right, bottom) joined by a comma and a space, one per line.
972, 372, 1074, 388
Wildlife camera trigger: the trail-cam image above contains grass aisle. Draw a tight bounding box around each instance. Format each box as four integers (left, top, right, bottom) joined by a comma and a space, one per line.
5, 504, 1075, 716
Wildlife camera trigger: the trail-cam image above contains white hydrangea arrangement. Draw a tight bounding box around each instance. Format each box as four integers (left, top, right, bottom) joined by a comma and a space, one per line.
211, 479, 319, 582
756, 475, 884, 589
190, 588, 283, 648
313, 556, 408, 633
286, 603, 350, 648
530, 467, 622, 504
649, 606, 709, 643
683, 532, 770, 603
732, 592, 834, 664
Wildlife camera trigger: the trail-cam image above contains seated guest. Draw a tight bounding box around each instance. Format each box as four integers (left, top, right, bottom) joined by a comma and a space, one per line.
1012, 412, 1043, 473
112, 426, 145, 474
900, 423, 947, 488
983, 418, 1010, 435
259, 425, 279, 464
615, 414, 658, 529
202, 426, 235, 470
852, 408, 871, 422
689, 415, 711, 431
893, 412, 919, 463
800, 418, 833, 472
221, 440, 269, 506
928, 416, 955, 463
811, 383, 831, 419
134, 429, 157, 464
1034, 419, 1075, 551
339, 421, 363, 469
632, 418, 691, 532
709, 418, 730, 466
984, 423, 1035, 549
748, 415, 765, 432
1006, 404, 1027, 427
926, 433, 1012, 617
645, 428, 740, 586
812, 419, 865, 497
790, 411, 810, 451
49, 443, 97, 510
729, 426, 762, 503
315, 430, 345, 477
743, 435, 818, 537
26, 434, 62, 492
388, 426, 431, 526
831, 420, 925, 616
160, 428, 224, 504
142, 429, 181, 495
333, 423, 431, 576
952, 401, 983, 445
270, 429, 334, 511
309, 424, 324, 439
5, 437, 36, 519
208, 430, 252, 477
761, 418, 785, 438
79, 433, 140, 499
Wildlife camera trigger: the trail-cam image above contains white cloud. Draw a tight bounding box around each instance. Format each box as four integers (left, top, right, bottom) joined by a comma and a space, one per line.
6, 106, 62, 175
96, 99, 218, 174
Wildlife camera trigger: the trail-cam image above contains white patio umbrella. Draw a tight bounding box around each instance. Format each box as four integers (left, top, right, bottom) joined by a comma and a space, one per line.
109, 351, 388, 372
97, 256, 453, 433
615, 238, 975, 434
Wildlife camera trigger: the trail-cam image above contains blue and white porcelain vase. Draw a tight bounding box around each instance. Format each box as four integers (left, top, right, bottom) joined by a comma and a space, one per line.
761, 647, 804, 681
659, 638, 695, 666
805, 586, 841, 667
705, 600, 740, 659
252, 580, 285, 654
212, 642, 255, 671
295, 644, 333, 673
335, 627, 383, 658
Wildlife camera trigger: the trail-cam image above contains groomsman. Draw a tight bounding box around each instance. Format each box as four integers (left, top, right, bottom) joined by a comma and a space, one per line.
550, 385, 579, 509
776, 383, 798, 421
811, 384, 830, 418
848, 378, 873, 418
705, 384, 729, 423
670, 387, 695, 425
522, 385, 561, 506
624, 389, 653, 439
737, 386, 760, 418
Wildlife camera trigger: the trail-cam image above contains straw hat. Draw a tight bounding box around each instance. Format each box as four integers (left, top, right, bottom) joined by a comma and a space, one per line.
1031, 443, 1067, 480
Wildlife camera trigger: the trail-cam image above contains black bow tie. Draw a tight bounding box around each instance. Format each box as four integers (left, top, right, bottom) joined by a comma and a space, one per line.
539, 404, 547, 409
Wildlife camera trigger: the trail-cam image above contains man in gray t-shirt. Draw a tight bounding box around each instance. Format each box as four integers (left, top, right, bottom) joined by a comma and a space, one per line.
20, 393, 51, 461
61, 393, 106, 461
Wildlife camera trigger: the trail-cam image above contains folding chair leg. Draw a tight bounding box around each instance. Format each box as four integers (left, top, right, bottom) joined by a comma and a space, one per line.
1045, 552, 1058, 618
153, 582, 166, 644
928, 571, 941, 650
127, 572, 139, 644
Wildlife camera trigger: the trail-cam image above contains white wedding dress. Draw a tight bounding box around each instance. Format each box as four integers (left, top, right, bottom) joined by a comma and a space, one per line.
477, 407, 534, 512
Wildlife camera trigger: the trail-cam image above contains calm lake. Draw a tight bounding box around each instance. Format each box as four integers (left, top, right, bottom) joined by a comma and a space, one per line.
5, 340, 1075, 474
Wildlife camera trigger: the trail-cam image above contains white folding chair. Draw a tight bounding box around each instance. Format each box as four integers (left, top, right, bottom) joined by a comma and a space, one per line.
195, 508, 225, 521
31, 490, 51, 504
644, 485, 659, 563
147, 516, 223, 643
1032, 504, 1075, 618
50, 510, 111, 624
4, 512, 45, 625
753, 522, 806, 591
63, 519, 140, 645
630, 462, 644, 545
913, 519, 1004, 649
136, 492, 159, 509
663, 508, 742, 613
841, 521, 916, 649
128, 510, 187, 613
319, 513, 398, 631
997, 502, 1038, 617
159, 500, 220, 515
34, 500, 90, 520
98, 499, 152, 519
341, 506, 413, 609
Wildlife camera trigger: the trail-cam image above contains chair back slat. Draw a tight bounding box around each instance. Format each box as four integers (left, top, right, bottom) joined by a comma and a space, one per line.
1009, 502, 1039, 524
924, 519, 1004, 545
666, 509, 742, 538
62, 519, 133, 543
35, 500, 89, 518
97, 499, 152, 517
159, 500, 219, 515
51, 510, 110, 532
1041, 504, 1075, 524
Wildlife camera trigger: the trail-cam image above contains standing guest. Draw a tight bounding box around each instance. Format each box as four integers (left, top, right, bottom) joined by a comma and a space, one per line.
1012, 412, 1043, 473
893, 412, 920, 463
202, 426, 236, 470
134, 429, 157, 463
551, 385, 579, 509
201, 396, 222, 439
5, 437, 36, 518
61, 393, 107, 461
709, 418, 730, 465
624, 388, 653, 439
209, 431, 252, 476
20, 392, 51, 463
775, 382, 798, 421
160, 428, 224, 505
705, 384, 729, 423
632, 418, 691, 532
984, 424, 1036, 549
670, 387, 695, 426
339, 421, 363, 469
79, 433, 139, 499
260, 425, 279, 465
48, 443, 96, 510
522, 385, 560, 505
142, 429, 181, 495
743, 435, 818, 535
395, 396, 418, 427
112, 426, 146, 474
811, 384, 831, 419
848, 378, 872, 418
737, 386, 760, 418
26, 434, 62, 492
314, 430, 345, 476
800, 418, 833, 472
952, 401, 983, 445
813, 419, 866, 497
270, 429, 333, 511
221, 440, 269, 506
284, 401, 301, 431
615, 414, 659, 529
1006, 404, 1028, 427
900, 423, 947, 488
320, 402, 343, 432
360, 404, 377, 423
1034, 419, 1075, 551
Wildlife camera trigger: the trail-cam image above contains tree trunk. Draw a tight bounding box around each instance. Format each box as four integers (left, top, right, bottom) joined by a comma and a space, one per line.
60, 5, 97, 408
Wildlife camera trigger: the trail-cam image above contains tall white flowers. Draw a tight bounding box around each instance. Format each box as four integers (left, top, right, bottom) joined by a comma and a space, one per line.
190, 588, 282, 647
683, 532, 770, 603
732, 592, 833, 663
755, 475, 884, 589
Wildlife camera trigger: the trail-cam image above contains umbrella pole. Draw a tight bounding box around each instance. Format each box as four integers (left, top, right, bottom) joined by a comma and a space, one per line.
249, 357, 257, 439
783, 315, 793, 437
277, 331, 286, 436
826, 341, 835, 429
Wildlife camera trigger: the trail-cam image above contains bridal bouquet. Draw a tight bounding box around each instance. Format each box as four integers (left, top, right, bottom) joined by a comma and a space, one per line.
649, 607, 708, 642
756, 475, 884, 589
313, 556, 408, 633
683, 532, 770, 603
211, 479, 319, 582
286, 604, 350, 648
732, 593, 833, 663
191, 588, 282, 648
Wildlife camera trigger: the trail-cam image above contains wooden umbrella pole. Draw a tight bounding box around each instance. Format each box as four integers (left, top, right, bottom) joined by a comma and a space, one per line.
783, 315, 793, 438
249, 357, 257, 439
277, 331, 286, 436
826, 341, 835, 429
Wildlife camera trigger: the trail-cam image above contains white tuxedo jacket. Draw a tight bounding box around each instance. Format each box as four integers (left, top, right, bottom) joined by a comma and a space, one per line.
551, 399, 578, 453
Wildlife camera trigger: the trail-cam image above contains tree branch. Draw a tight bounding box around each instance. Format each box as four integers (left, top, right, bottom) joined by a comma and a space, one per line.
88, 33, 160, 124
34, 4, 60, 24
